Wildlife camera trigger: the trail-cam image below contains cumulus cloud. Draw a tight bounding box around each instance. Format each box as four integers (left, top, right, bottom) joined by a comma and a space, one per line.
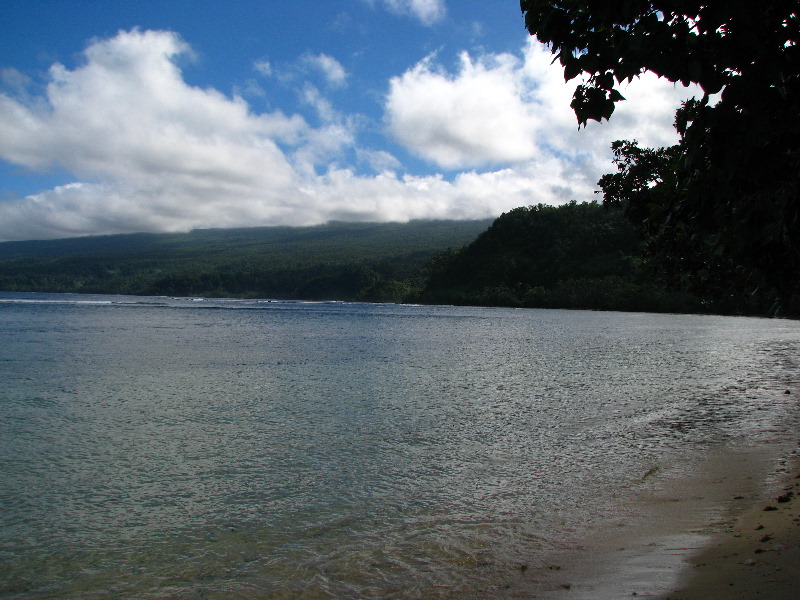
0, 28, 696, 242
386, 41, 696, 173
386, 51, 539, 168
0, 29, 321, 239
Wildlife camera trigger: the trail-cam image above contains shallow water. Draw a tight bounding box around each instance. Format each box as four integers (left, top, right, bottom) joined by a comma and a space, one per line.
1, 293, 799, 598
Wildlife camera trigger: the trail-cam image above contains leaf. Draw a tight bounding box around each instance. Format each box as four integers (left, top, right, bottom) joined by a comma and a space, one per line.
563, 59, 582, 81
609, 89, 626, 102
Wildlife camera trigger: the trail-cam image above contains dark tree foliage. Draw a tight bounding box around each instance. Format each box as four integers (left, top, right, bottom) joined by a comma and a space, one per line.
598, 141, 775, 312
419, 202, 715, 313
521, 1, 800, 313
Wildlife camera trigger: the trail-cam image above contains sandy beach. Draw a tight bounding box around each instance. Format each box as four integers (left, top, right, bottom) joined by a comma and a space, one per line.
513, 437, 800, 600
662, 452, 800, 600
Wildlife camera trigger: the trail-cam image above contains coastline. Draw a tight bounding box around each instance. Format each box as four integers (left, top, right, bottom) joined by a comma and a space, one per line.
512, 437, 800, 599
662, 452, 800, 600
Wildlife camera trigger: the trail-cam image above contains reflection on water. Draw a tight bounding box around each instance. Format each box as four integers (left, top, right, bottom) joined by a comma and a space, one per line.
1, 293, 799, 598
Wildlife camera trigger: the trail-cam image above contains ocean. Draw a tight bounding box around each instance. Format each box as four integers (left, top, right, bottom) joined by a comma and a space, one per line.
1, 292, 799, 599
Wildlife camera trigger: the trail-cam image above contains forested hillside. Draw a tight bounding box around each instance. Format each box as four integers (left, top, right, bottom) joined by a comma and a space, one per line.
1, 207, 791, 315
418, 202, 784, 315
0, 220, 492, 303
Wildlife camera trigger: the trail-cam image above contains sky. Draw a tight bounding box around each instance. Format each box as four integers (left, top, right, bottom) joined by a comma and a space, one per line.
0, 0, 697, 242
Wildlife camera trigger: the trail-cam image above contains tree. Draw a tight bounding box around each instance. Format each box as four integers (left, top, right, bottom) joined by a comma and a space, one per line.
417, 201, 701, 312
598, 140, 764, 312
521, 1, 800, 312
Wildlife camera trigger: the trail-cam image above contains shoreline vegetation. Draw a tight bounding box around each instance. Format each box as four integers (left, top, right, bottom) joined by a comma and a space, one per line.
1, 204, 797, 317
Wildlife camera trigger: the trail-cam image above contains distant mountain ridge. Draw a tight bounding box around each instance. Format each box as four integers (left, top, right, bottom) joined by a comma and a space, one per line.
0, 220, 494, 302
0, 220, 493, 260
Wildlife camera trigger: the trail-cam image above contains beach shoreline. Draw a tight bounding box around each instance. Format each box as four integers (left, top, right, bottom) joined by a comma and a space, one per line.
660, 451, 800, 600
507, 436, 800, 599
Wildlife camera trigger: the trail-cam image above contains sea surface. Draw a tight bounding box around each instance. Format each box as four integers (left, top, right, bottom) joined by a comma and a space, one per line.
1, 292, 799, 599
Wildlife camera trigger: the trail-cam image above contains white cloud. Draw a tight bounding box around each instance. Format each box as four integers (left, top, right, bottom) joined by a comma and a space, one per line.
0, 29, 698, 242
386, 39, 698, 174
356, 148, 403, 174
235, 78, 267, 99
1, 67, 34, 101
302, 53, 347, 88
386, 51, 540, 168
371, 0, 446, 26
253, 59, 272, 77
0, 29, 317, 239
300, 83, 338, 122
522, 41, 693, 147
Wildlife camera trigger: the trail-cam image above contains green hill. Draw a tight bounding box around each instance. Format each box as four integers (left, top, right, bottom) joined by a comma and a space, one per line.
420, 202, 712, 313
0, 220, 492, 302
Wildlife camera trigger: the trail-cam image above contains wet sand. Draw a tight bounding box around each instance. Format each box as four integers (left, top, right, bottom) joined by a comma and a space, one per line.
505, 437, 800, 599
663, 453, 800, 600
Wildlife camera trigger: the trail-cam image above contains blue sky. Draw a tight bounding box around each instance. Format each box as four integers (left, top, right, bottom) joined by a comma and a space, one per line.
0, 0, 696, 241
